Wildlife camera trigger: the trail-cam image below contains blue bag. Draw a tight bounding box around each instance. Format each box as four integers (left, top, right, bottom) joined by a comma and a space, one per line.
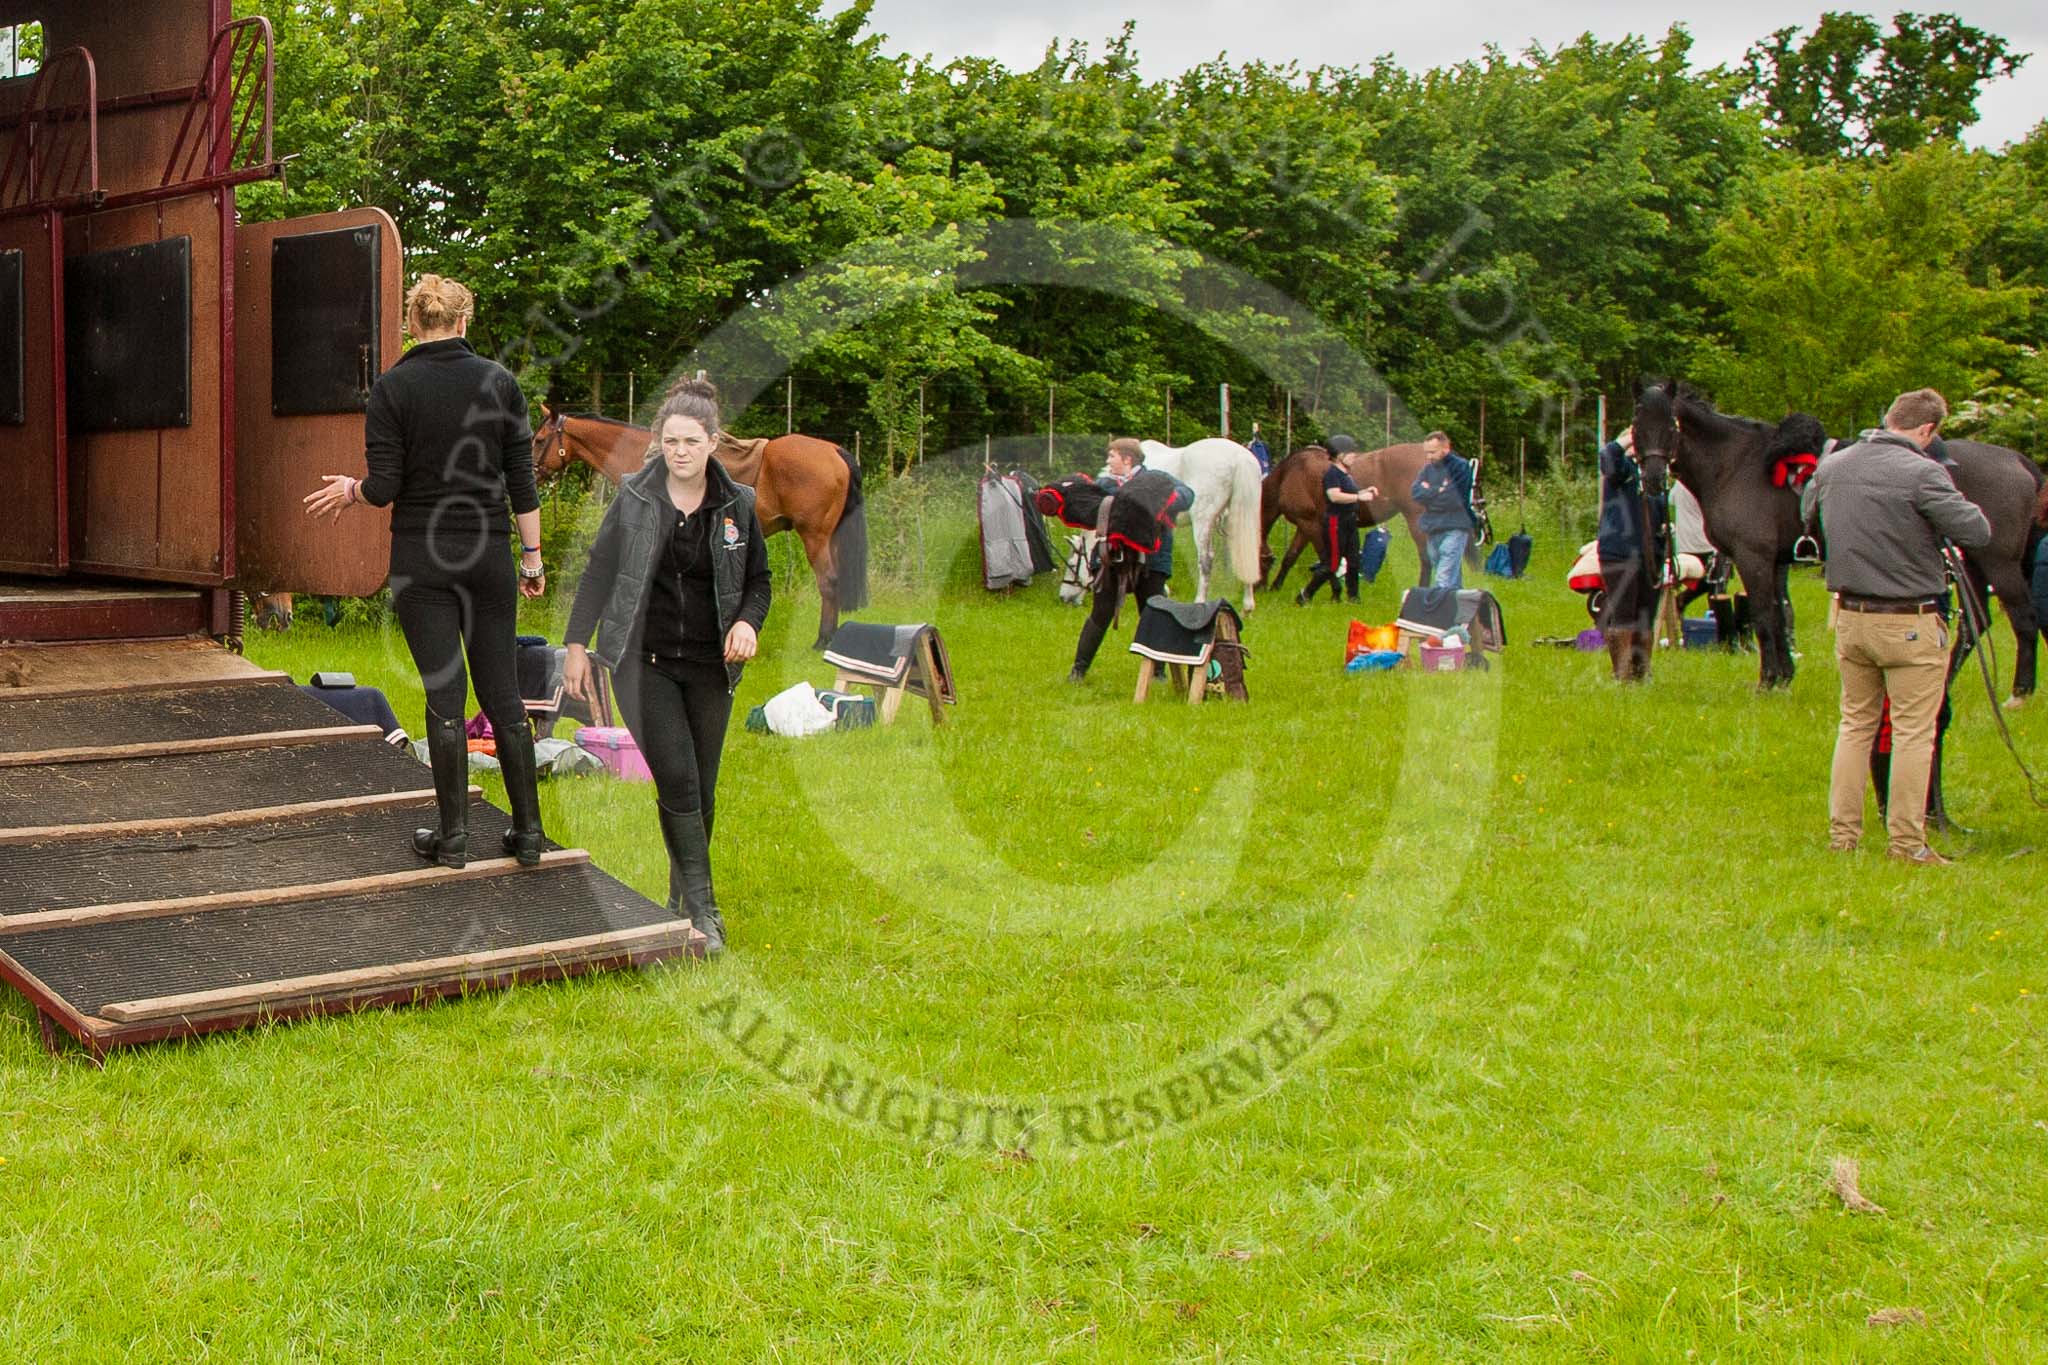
1358, 527, 1391, 583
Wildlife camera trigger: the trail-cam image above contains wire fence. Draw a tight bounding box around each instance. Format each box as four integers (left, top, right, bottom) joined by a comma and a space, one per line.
556, 369, 1628, 490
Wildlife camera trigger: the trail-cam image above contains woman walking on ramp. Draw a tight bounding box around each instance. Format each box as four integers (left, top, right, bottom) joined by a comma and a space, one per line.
304, 274, 548, 868
562, 378, 772, 954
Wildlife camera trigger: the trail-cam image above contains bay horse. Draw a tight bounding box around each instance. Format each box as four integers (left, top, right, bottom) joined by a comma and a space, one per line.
1630, 380, 2045, 696
1259, 442, 1436, 591
1136, 438, 1267, 609
536, 404, 869, 649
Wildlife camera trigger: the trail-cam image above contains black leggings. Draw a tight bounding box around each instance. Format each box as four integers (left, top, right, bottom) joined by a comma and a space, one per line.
390, 531, 526, 730
1073, 567, 1169, 674
1303, 511, 1361, 600
613, 656, 735, 832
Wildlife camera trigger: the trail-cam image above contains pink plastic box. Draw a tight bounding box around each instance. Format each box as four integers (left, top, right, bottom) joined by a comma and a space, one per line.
574, 726, 652, 781
1416, 641, 1467, 673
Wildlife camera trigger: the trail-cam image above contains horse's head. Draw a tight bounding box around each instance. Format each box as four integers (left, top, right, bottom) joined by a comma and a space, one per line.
534, 404, 570, 482
1057, 531, 1096, 605
250, 592, 293, 631
1630, 379, 1680, 496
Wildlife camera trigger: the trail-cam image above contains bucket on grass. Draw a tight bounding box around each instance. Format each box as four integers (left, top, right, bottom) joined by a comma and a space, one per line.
1416, 641, 1467, 673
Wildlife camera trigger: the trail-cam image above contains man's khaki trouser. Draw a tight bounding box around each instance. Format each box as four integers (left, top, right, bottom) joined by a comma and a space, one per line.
1829, 606, 1949, 854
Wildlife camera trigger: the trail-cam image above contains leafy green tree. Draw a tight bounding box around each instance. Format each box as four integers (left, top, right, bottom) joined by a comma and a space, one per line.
1741, 11, 2027, 157
1695, 140, 2034, 432
1331, 29, 1762, 458
737, 149, 1035, 470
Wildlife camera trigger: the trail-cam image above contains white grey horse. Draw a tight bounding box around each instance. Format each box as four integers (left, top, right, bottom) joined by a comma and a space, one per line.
1138, 438, 1265, 609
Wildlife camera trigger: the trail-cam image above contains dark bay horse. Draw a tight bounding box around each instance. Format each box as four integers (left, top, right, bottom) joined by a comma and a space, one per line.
1631, 381, 2045, 696
536, 405, 869, 649
1258, 442, 1436, 591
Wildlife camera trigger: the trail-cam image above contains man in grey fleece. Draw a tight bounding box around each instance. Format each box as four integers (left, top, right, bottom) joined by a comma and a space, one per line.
1801, 388, 1991, 865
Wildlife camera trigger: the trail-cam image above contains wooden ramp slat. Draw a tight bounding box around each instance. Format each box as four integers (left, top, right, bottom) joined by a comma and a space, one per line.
0, 668, 291, 702
0, 787, 476, 847
99, 922, 699, 1023
0, 723, 382, 767
0, 849, 591, 933
0, 639, 275, 699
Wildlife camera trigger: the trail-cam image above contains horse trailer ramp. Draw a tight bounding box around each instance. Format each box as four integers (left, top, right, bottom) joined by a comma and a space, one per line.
0, 651, 700, 1057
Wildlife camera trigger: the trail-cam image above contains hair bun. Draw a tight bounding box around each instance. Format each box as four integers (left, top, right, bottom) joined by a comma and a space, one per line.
668, 374, 720, 406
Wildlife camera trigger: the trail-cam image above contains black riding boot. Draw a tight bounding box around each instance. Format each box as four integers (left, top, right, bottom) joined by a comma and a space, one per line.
494, 718, 544, 866
658, 802, 725, 955
412, 707, 469, 868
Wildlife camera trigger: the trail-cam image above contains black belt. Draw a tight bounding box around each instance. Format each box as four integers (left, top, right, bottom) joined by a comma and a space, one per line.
1839, 595, 1939, 615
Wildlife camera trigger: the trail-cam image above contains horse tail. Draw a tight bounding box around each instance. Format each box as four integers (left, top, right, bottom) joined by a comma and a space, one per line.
2033, 474, 2048, 530
1227, 449, 1264, 588
833, 444, 870, 611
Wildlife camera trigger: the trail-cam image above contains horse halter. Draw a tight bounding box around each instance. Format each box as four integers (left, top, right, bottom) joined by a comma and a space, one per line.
1632, 415, 1681, 494
534, 409, 568, 479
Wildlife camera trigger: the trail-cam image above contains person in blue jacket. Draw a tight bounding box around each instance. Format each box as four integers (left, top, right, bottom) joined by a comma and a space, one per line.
1595, 427, 1667, 683
1409, 429, 1477, 589
1247, 423, 1272, 474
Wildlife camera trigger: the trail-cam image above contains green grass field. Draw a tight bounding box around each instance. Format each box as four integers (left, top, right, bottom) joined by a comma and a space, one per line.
4, 483, 2045, 1361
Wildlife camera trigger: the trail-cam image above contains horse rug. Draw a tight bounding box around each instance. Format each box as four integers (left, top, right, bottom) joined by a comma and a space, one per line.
978, 473, 1049, 590
1131, 596, 1243, 665
1034, 473, 1109, 530
1104, 468, 1187, 561
712, 432, 770, 487
821, 621, 957, 703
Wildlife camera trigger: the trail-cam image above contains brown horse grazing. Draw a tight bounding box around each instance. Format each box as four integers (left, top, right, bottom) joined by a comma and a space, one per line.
536, 404, 869, 648
251, 592, 294, 630
1258, 443, 1437, 591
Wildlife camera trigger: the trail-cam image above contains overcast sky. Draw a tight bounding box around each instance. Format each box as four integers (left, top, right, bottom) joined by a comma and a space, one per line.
834, 0, 2046, 149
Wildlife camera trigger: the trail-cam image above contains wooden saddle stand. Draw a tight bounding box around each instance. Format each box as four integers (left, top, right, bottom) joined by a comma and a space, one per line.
1130, 597, 1248, 704
822, 622, 957, 726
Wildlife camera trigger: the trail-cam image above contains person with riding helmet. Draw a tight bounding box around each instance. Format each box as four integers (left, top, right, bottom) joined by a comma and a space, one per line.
304, 274, 547, 871
1295, 433, 1378, 605
562, 377, 772, 951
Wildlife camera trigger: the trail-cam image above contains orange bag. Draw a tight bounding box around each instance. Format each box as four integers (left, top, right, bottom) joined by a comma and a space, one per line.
1346, 621, 1404, 662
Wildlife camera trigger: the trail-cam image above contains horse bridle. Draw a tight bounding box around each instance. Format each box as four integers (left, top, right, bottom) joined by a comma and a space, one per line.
535, 408, 568, 479
1628, 417, 1680, 585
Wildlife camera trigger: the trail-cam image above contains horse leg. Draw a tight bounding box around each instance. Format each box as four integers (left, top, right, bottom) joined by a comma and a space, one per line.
1982, 557, 2038, 702
802, 527, 838, 650
1412, 523, 1432, 588
1738, 548, 1790, 688
1270, 527, 1308, 593
1775, 562, 1798, 682
1195, 509, 1216, 603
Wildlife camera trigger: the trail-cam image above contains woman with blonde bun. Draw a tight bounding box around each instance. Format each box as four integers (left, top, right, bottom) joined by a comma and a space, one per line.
305, 274, 546, 869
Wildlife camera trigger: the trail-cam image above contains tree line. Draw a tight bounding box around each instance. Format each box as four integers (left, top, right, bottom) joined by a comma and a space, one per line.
237, 1, 2047, 468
